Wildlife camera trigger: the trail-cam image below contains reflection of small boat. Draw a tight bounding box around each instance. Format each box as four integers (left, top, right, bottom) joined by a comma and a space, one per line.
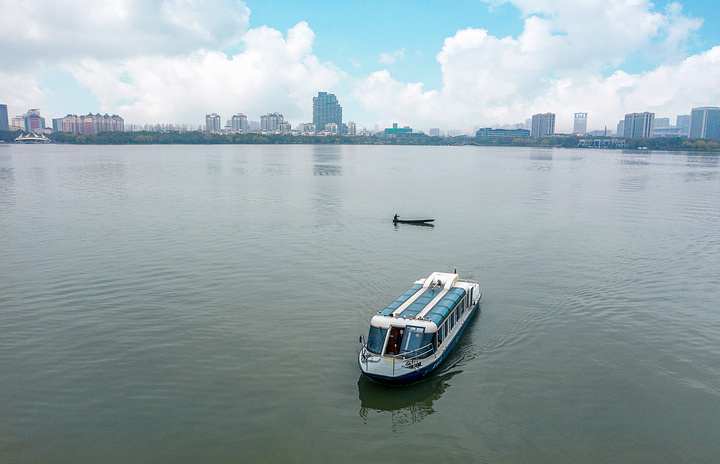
358, 271, 481, 385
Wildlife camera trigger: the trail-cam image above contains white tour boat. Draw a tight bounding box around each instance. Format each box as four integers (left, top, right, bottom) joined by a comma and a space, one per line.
358, 271, 481, 384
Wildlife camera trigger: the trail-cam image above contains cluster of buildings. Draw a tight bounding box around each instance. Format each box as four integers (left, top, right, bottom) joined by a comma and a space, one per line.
205, 92, 360, 136
0, 105, 124, 136
472, 107, 720, 141
3, 95, 720, 143
0, 107, 47, 133
53, 113, 125, 135
612, 108, 719, 140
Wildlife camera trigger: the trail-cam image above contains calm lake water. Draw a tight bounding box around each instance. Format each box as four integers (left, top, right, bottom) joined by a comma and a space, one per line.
1, 143, 719, 463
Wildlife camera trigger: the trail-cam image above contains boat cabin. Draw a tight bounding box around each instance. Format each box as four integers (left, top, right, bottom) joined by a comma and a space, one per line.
364, 272, 478, 360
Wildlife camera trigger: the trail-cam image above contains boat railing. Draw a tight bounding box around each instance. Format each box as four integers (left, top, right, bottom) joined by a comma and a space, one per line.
390, 343, 434, 375
359, 339, 433, 375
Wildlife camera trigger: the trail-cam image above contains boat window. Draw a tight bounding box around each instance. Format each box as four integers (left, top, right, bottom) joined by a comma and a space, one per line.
421, 332, 435, 356
366, 326, 387, 355
399, 326, 425, 356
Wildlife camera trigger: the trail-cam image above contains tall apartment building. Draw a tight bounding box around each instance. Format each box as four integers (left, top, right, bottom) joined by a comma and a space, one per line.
0, 104, 9, 131
347, 121, 357, 136
531, 113, 555, 138
231, 113, 249, 132
53, 113, 124, 134
313, 92, 342, 133
688, 107, 720, 140
676, 115, 691, 136
573, 112, 587, 135
260, 113, 284, 132
623, 112, 655, 139
653, 117, 670, 128
23, 109, 46, 133
205, 113, 222, 132
476, 127, 531, 139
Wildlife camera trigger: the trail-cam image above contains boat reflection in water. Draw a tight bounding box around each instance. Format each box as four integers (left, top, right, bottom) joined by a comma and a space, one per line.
358, 370, 460, 428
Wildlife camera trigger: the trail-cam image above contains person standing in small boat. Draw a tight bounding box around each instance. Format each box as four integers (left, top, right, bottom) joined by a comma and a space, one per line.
393, 214, 399, 221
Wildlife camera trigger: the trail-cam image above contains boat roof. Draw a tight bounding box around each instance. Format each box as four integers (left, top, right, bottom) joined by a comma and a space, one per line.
375, 272, 472, 327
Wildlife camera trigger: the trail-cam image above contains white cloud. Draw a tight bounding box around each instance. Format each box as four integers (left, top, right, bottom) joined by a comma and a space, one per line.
357, 0, 713, 133
378, 49, 406, 65
0, 0, 250, 71
1, 0, 717, 133
65, 22, 346, 124
0, 71, 47, 115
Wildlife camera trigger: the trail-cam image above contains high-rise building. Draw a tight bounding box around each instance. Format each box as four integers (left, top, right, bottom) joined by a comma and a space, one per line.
205, 113, 222, 132
653, 117, 670, 128
313, 92, 342, 133
261, 113, 284, 132
23, 109, 46, 133
347, 121, 356, 136
573, 112, 587, 134
53, 113, 124, 134
688, 107, 720, 140
623, 112, 655, 139
325, 122, 339, 135
11, 116, 24, 130
231, 113, 249, 132
676, 115, 691, 136
531, 113, 555, 138
0, 104, 9, 131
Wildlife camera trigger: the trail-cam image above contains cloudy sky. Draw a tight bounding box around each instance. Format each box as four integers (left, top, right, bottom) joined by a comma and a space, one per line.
2, 0, 719, 133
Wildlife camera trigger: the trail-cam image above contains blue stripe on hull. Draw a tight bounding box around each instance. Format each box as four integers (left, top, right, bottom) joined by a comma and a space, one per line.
360, 300, 481, 385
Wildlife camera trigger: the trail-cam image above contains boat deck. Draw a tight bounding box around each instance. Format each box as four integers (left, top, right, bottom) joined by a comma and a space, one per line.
377, 275, 469, 324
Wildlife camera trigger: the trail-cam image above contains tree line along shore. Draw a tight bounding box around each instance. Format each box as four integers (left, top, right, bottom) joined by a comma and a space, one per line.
1, 129, 719, 151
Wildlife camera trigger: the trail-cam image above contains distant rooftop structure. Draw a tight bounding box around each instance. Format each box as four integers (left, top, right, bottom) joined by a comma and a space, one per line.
15, 132, 50, 143
384, 123, 412, 135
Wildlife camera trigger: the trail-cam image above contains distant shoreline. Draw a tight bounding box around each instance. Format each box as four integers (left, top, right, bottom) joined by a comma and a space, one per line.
2, 129, 719, 151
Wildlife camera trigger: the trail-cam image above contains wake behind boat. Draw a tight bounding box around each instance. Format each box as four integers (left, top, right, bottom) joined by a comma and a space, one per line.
358, 271, 481, 384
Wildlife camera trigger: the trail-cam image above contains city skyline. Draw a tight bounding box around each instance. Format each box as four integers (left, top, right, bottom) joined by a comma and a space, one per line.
6, 102, 720, 140
2, 0, 720, 133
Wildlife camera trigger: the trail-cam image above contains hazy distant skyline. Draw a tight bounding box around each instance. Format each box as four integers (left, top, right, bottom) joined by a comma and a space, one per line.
2, 0, 720, 133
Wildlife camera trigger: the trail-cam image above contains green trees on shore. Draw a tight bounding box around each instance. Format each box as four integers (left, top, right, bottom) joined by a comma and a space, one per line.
0, 129, 714, 151
49, 131, 379, 145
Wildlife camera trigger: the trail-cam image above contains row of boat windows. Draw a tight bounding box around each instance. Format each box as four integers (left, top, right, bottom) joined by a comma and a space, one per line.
366, 326, 435, 356
437, 293, 470, 346
366, 292, 472, 357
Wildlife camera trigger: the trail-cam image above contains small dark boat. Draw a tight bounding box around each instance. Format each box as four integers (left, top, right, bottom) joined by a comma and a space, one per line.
393, 215, 434, 224
393, 218, 435, 224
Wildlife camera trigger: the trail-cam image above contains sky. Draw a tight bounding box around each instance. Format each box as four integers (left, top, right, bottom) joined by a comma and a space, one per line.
2, 0, 720, 134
